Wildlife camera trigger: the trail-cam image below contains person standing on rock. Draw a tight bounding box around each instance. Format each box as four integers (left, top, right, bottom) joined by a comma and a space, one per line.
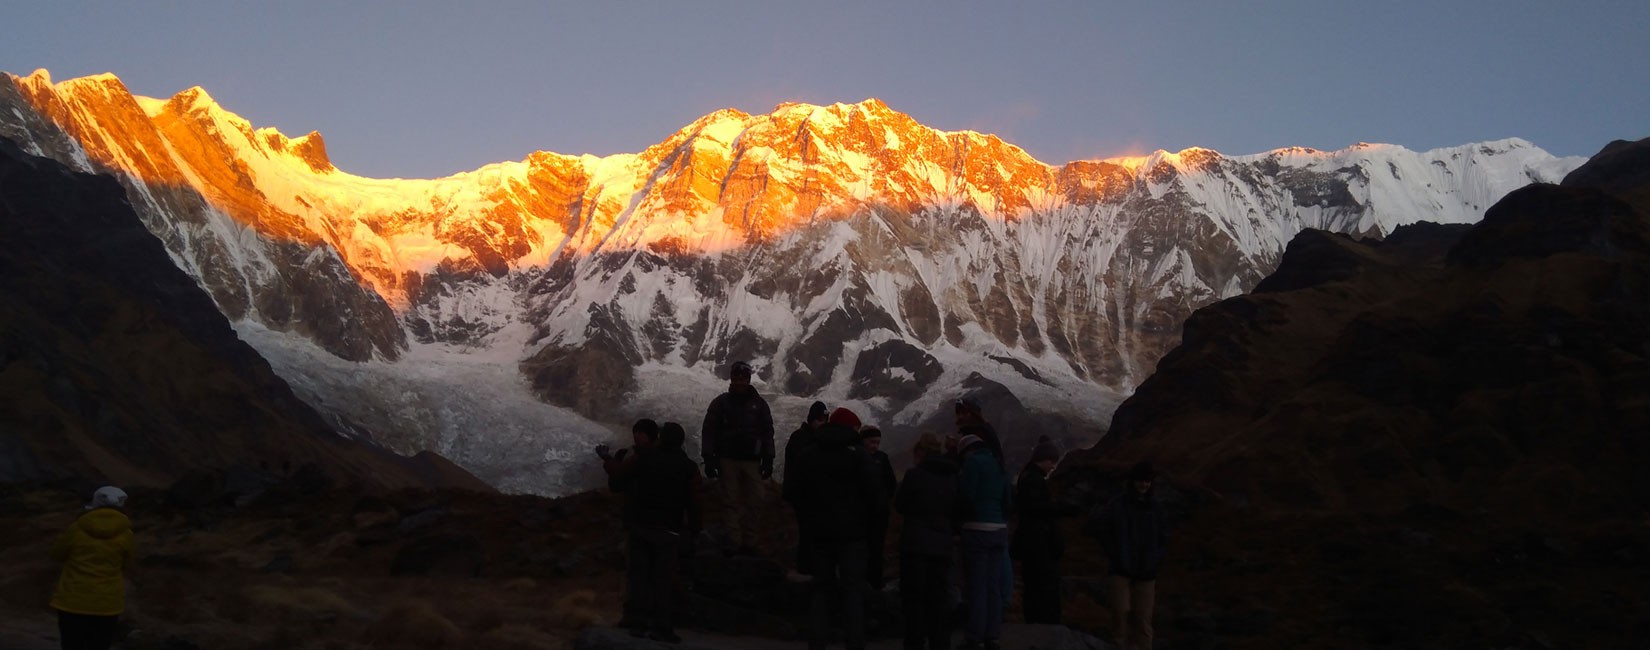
1012, 436, 1075, 625
700, 360, 775, 556
793, 407, 879, 650
860, 426, 897, 591
784, 400, 831, 580
896, 433, 960, 650
957, 428, 1012, 650
1088, 461, 1168, 650
50, 486, 134, 650
612, 422, 703, 644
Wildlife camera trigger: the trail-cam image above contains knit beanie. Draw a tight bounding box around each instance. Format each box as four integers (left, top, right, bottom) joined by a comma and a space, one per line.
1129, 460, 1156, 481
829, 407, 862, 430
808, 401, 830, 422
1030, 436, 1061, 464
88, 486, 127, 510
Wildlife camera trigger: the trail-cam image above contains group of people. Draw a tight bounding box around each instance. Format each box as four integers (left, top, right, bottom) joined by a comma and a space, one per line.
599, 360, 1171, 650
43, 361, 1166, 650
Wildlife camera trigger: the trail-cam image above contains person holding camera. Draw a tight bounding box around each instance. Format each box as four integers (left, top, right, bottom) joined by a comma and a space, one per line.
598, 419, 661, 487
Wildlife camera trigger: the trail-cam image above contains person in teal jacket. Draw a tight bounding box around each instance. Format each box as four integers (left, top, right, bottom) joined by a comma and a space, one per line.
956, 427, 1012, 650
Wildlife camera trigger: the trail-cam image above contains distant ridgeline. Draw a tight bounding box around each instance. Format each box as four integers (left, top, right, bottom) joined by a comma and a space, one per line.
0, 69, 1585, 495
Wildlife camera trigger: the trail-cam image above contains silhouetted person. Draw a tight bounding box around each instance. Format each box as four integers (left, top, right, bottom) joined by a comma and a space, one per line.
599, 419, 660, 629
861, 426, 896, 590
51, 486, 134, 650
953, 398, 1005, 463
1089, 461, 1167, 650
957, 428, 1012, 650
896, 433, 958, 650
701, 360, 774, 555
613, 422, 703, 644
794, 407, 879, 650
599, 418, 659, 492
784, 400, 831, 580
1013, 437, 1074, 625
955, 399, 1012, 608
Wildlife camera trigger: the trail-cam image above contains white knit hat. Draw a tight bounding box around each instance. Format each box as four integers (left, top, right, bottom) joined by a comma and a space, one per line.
87, 486, 128, 510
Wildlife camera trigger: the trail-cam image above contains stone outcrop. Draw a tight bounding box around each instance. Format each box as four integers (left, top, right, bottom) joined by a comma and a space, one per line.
1067, 137, 1650, 648
0, 137, 486, 490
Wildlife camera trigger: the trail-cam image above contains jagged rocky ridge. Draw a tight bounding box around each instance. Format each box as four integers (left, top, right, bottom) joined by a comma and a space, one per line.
1061, 137, 1650, 647
0, 136, 489, 491
0, 69, 1584, 492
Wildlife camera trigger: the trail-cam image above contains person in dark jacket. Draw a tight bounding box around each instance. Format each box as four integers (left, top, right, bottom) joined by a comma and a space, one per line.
598, 419, 659, 493
784, 400, 831, 580
957, 427, 1012, 650
1088, 461, 1167, 650
793, 407, 879, 650
895, 433, 958, 650
1012, 437, 1074, 625
612, 422, 703, 644
599, 419, 660, 629
700, 360, 775, 555
861, 426, 897, 590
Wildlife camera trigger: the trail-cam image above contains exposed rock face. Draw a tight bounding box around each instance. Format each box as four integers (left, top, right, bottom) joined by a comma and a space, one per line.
1070, 137, 1650, 647
0, 72, 404, 362
0, 137, 487, 491
0, 69, 1586, 494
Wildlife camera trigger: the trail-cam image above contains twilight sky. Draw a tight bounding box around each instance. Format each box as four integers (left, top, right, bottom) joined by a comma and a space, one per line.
4, 1, 1646, 179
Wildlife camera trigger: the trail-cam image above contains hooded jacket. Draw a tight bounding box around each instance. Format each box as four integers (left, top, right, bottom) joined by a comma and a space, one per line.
1089, 489, 1168, 580
895, 454, 960, 557
1011, 467, 1073, 561
619, 444, 703, 533
781, 422, 820, 506
50, 508, 134, 616
701, 389, 775, 462
958, 443, 1012, 528
791, 423, 879, 542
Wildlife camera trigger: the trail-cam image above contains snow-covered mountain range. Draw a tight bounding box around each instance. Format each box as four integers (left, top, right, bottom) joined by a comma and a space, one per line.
0, 69, 1585, 494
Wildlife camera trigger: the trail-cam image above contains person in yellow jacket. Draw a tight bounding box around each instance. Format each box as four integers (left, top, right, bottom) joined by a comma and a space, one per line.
50, 486, 133, 650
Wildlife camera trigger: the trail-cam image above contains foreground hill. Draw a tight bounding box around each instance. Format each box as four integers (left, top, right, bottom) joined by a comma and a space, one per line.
1062, 137, 1650, 647
0, 137, 487, 492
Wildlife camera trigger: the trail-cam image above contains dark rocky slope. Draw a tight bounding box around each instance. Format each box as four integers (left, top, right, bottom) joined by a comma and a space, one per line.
0, 137, 487, 492
1060, 137, 1650, 648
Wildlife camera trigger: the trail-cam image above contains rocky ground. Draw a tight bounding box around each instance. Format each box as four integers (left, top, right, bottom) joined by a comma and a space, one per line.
0, 472, 1136, 650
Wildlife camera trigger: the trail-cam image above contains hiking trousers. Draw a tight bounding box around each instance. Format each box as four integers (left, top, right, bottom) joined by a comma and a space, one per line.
808, 539, 868, 650
626, 527, 683, 634
960, 528, 1008, 644
1108, 575, 1156, 650
1020, 551, 1062, 624
899, 552, 952, 650
57, 610, 118, 650
719, 458, 763, 548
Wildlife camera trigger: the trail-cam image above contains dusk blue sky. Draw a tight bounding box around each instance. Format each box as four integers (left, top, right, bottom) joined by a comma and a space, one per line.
5, 1, 1646, 179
